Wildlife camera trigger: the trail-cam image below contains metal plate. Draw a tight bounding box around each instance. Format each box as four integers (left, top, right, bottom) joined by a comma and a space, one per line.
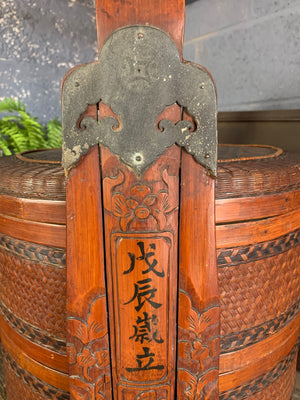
62, 25, 217, 175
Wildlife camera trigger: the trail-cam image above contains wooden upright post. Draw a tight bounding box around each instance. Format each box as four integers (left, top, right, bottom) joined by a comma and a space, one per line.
62, 1, 219, 399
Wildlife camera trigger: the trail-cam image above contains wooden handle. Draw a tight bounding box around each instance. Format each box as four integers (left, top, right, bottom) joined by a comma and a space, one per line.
63, 1, 219, 399
95, 0, 185, 54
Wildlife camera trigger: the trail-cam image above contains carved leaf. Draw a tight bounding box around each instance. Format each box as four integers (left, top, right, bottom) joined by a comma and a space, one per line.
68, 319, 89, 344
178, 292, 196, 334
96, 375, 111, 400
178, 292, 219, 338
177, 370, 197, 400
187, 308, 201, 336
103, 169, 125, 212
87, 297, 108, 341
70, 377, 94, 400
112, 194, 130, 218
120, 215, 133, 231
152, 208, 167, 230
197, 308, 219, 337
156, 192, 171, 213
195, 369, 219, 399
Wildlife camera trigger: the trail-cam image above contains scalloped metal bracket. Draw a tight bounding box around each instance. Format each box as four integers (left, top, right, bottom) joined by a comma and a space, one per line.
62, 25, 217, 176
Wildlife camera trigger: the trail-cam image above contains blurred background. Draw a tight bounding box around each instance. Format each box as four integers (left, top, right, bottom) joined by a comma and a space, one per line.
0, 0, 299, 151
1, 0, 299, 123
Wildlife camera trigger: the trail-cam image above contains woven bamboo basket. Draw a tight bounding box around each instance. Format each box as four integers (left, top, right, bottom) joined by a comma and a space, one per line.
0, 144, 299, 399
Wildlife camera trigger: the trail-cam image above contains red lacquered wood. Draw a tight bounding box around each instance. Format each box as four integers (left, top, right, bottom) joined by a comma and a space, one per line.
0, 314, 68, 374
0, 326, 69, 392
0, 194, 66, 224
66, 1, 186, 398
101, 145, 180, 398
219, 313, 300, 391
177, 150, 219, 399
65, 1, 220, 398
0, 213, 65, 247
95, 0, 185, 54
215, 188, 300, 223
216, 208, 300, 248
66, 145, 112, 398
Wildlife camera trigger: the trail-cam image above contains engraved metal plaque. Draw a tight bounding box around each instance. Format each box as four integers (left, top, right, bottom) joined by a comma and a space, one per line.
62, 25, 217, 175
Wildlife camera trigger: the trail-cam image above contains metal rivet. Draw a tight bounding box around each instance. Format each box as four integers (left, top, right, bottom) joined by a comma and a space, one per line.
138, 33, 144, 39
75, 82, 80, 87
205, 153, 210, 159
200, 83, 205, 89
133, 153, 143, 164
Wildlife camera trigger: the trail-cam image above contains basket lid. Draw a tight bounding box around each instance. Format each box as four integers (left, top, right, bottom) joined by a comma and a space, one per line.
0, 145, 299, 200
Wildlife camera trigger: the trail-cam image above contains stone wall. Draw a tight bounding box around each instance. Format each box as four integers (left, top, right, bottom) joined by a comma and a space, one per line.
0, 0, 97, 124
184, 0, 300, 111
0, 0, 299, 123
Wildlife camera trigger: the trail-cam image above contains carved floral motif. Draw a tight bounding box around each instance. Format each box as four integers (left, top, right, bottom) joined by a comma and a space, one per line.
67, 296, 111, 399
177, 291, 220, 399
103, 168, 178, 231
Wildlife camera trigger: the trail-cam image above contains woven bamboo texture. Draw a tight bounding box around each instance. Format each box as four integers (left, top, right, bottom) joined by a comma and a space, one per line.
219, 245, 300, 338
1, 348, 68, 400
0, 245, 66, 340
220, 347, 298, 400
0, 148, 299, 200
0, 147, 299, 398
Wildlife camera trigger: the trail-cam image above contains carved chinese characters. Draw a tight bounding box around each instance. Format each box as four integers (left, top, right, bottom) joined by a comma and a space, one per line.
102, 146, 180, 399
112, 236, 172, 385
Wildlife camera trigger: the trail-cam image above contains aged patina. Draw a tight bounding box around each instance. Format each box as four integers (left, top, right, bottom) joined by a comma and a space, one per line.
62, 25, 217, 175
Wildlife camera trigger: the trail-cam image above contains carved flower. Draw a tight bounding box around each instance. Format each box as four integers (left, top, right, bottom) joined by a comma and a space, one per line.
112, 184, 157, 230
104, 167, 178, 231
77, 347, 96, 381
111, 182, 176, 231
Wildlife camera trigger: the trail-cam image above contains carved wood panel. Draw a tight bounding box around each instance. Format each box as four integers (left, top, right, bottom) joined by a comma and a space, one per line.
101, 145, 180, 399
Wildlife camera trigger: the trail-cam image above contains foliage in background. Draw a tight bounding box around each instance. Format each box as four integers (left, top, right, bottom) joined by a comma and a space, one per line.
0, 98, 62, 156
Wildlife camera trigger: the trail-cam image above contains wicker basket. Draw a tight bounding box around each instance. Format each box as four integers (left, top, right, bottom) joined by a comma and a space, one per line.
0, 145, 299, 399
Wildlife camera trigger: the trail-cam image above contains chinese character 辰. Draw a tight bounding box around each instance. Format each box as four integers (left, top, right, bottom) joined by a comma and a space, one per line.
123, 241, 165, 277
124, 278, 162, 312
126, 347, 164, 372
129, 312, 164, 344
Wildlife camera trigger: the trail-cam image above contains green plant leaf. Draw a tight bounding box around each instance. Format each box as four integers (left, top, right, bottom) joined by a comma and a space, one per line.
0, 98, 25, 113
46, 118, 62, 148
0, 97, 62, 155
